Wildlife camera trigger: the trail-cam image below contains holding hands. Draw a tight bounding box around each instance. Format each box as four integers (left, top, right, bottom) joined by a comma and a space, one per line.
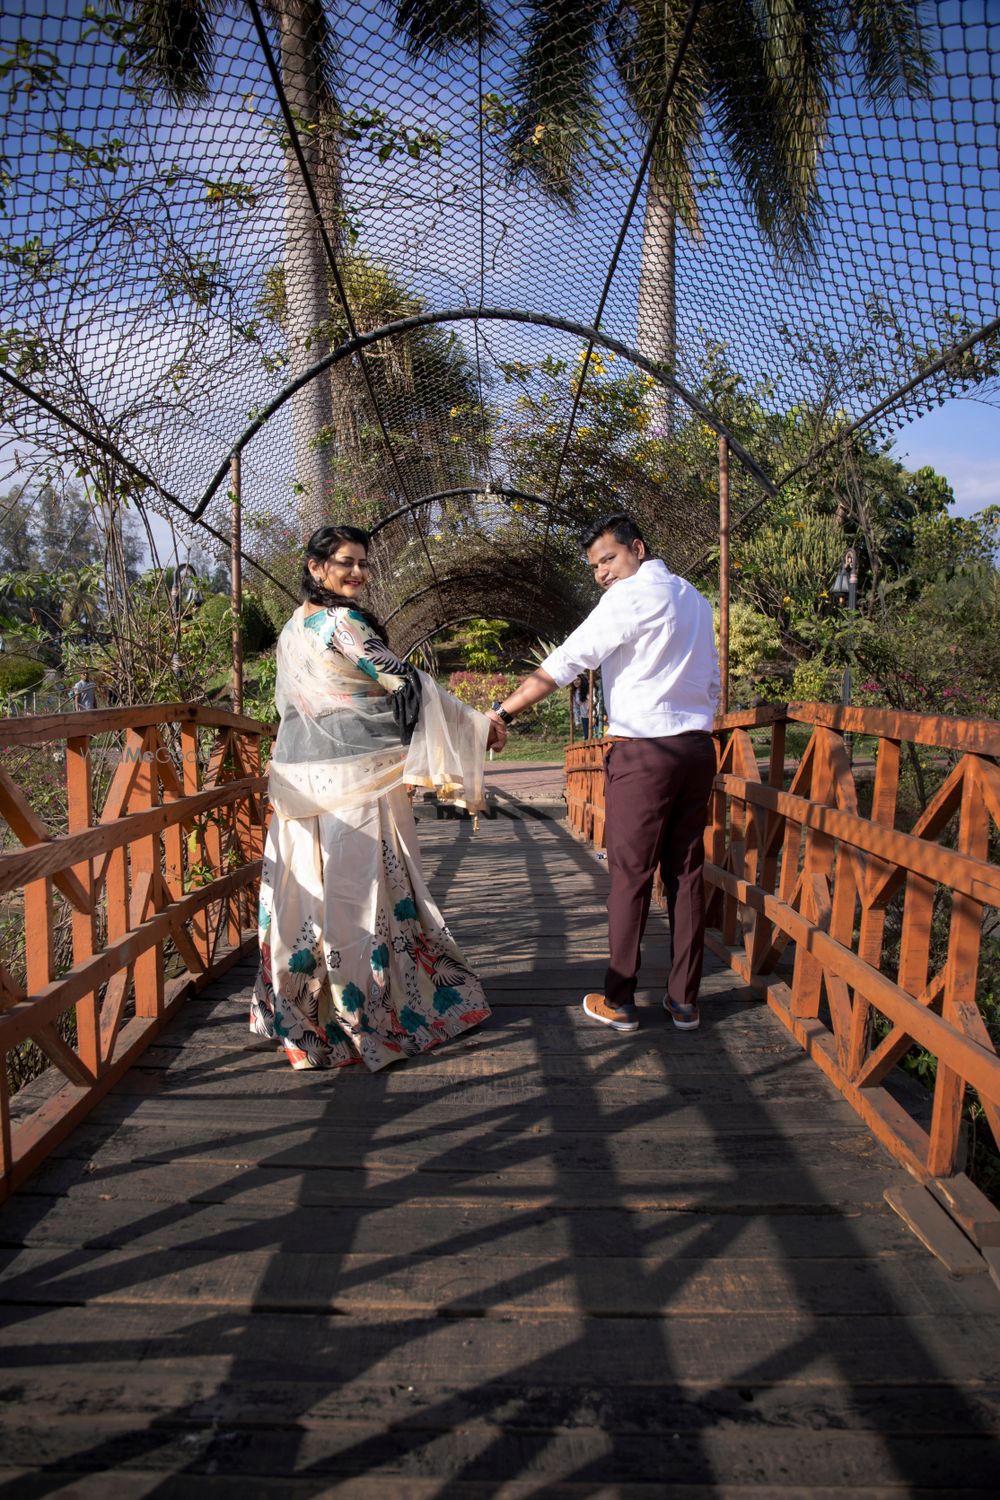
486, 712, 508, 753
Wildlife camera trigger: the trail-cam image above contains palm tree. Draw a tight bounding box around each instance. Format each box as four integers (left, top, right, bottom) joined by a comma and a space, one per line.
501, 0, 934, 427
122, 0, 339, 532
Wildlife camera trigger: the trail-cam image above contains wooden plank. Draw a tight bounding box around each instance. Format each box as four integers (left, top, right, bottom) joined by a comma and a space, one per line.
1, 1303, 997, 1388
21, 1153, 895, 1212
1, 1411, 999, 1492
0, 701, 273, 749
0, 1244, 989, 1319
0, 1195, 926, 1261
884, 1184, 987, 1276
789, 701, 1000, 756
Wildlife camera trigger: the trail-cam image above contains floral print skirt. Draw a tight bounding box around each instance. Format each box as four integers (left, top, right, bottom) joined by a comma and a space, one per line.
251, 785, 490, 1071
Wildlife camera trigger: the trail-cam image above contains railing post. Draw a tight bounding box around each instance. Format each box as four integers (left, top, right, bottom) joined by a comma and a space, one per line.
230, 451, 244, 716
66, 736, 99, 1076
718, 436, 730, 714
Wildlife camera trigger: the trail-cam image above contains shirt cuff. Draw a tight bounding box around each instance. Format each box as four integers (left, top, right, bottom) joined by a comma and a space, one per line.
539, 648, 579, 689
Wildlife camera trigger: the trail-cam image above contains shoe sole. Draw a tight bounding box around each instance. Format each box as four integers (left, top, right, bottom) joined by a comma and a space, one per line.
664, 1005, 700, 1030
582, 997, 639, 1032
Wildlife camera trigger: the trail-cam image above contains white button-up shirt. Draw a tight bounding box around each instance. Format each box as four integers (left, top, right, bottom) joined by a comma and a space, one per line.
541, 559, 720, 738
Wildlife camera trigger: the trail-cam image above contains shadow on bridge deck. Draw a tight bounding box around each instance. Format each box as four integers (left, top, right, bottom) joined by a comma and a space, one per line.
0, 813, 998, 1494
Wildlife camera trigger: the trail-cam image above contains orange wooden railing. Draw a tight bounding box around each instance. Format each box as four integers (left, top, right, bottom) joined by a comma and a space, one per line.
0, 704, 271, 1199
566, 703, 1000, 1249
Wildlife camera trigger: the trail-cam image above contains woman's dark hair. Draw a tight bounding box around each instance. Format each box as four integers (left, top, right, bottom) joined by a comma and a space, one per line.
579, 512, 650, 554
301, 523, 387, 642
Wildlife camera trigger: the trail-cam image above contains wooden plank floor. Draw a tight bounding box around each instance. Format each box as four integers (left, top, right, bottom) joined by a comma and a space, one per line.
1, 812, 999, 1496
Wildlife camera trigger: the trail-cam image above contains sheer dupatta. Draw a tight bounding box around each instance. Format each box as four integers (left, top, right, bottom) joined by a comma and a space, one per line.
267, 606, 490, 818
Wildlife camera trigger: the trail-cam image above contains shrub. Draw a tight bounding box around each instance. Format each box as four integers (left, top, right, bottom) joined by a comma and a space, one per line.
0, 653, 45, 694
447, 671, 518, 714
196, 592, 278, 654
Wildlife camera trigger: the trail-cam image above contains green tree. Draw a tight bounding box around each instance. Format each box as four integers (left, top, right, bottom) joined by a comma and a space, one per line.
496, 1, 933, 426
121, 0, 340, 530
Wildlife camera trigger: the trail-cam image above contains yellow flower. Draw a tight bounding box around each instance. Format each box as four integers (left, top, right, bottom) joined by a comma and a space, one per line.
819, 589, 829, 599
782, 595, 792, 605
449, 406, 459, 418
531, 123, 547, 145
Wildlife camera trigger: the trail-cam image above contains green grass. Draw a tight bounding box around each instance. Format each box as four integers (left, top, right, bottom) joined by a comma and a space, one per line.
493, 739, 569, 763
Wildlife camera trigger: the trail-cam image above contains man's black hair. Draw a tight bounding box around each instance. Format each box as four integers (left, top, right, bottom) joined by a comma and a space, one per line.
580, 512, 649, 554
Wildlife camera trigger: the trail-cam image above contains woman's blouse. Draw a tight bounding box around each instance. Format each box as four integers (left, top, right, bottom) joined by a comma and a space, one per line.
273, 606, 420, 764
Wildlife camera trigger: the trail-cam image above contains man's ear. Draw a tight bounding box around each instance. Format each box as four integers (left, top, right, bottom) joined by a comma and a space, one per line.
633, 539, 647, 561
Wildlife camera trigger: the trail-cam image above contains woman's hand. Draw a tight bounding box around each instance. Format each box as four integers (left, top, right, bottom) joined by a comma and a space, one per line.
486, 716, 507, 752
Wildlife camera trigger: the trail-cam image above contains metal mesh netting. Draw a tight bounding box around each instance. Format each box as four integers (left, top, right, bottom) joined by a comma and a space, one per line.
1, 1, 997, 651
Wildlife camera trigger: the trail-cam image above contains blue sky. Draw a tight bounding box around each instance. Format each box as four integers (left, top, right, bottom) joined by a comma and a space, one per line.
891, 396, 999, 518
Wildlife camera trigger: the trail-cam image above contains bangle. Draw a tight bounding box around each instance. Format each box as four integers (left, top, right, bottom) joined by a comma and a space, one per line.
490, 701, 514, 724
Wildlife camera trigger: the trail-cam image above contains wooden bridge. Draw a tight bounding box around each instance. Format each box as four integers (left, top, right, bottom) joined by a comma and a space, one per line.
0, 703, 998, 1493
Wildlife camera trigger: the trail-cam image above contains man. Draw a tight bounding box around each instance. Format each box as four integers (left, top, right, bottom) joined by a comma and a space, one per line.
487, 513, 719, 1033
71, 667, 97, 712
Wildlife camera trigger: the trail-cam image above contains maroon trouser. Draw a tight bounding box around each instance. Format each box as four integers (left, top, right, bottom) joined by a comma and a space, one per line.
603, 731, 717, 1010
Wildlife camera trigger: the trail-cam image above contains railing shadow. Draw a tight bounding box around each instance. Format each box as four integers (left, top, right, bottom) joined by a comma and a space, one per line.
0, 808, 997, 1490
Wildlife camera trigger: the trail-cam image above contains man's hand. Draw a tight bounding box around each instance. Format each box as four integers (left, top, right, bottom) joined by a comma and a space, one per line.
486, 714, 507, 752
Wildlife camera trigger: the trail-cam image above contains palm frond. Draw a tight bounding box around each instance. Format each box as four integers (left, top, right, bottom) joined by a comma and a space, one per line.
848, 0, 935, 105
610, 0, 709, 233
504, 0, 611, 211
121, 0, 226, 103
390, 0, 498, 58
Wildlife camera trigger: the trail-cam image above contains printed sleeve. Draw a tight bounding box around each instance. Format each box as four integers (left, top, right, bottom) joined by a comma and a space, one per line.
328, 609, 408, 693
540, 587, 638, 686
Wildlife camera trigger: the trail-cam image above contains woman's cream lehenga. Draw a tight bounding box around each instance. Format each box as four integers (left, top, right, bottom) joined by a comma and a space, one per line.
250, 604, 491, 1070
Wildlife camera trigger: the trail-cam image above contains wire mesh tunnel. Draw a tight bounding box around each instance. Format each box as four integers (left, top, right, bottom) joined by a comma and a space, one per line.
1, 0, 997, 648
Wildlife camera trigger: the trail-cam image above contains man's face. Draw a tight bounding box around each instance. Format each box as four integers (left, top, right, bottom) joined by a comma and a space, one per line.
585, 531, 646, 590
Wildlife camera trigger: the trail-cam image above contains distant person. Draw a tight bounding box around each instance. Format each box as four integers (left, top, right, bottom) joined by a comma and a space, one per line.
571, 676, 590, 740
71, 668, 97, 711
487, 513, 720, 1034
251, 523, 504, 1071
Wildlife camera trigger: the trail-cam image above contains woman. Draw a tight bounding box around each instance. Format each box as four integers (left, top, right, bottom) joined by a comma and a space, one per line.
251, 524, 502, 1071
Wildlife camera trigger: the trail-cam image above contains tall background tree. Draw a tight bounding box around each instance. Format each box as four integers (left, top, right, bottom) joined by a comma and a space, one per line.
123, 0, 341, 533
502, 0, 934, 427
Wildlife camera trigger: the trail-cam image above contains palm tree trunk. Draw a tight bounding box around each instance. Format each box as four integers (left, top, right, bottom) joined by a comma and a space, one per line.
276, 2, 336, 537
636, 158, 677, 436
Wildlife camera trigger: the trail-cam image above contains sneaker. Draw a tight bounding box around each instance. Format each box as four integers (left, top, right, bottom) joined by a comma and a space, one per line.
582, 994, 639, 1032
664, 997, 700, 1030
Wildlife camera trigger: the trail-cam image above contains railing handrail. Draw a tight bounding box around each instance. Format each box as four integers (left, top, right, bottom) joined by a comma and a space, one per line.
0, 700, 274, 748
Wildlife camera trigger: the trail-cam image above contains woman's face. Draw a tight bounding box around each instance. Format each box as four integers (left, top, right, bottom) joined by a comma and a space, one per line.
309, 541, 370, 598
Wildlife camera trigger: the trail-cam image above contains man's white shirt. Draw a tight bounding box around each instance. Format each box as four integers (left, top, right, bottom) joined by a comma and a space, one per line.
541, 559, 720, 738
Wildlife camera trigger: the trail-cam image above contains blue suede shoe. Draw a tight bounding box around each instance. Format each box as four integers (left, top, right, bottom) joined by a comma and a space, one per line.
664, 997, 700, 1030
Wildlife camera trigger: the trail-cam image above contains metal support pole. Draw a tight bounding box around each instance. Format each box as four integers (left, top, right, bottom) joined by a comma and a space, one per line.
587, 670, 595, 743
718, 436, 731, 714
568, 683, 575, 744
230, 452, 243, 716
842, 546, 858, 709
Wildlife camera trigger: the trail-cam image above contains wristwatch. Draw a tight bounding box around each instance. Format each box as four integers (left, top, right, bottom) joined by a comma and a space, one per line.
490, 701, 514, 724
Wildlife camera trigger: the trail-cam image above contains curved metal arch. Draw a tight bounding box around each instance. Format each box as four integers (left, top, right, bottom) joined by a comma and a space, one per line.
370, 486, 579, 539
192, 306, 779, 518
399, 613, 567, 662
383, 565, 583, 626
